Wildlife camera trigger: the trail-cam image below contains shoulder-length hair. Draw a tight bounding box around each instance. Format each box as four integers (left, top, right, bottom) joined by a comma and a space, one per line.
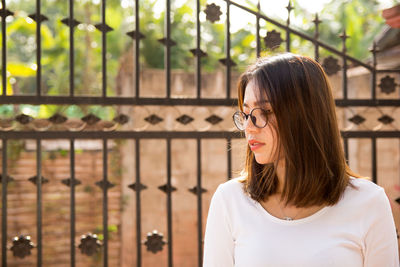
238, 53, 358, 207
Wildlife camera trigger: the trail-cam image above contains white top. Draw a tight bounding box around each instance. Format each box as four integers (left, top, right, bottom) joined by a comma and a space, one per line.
203, 177, 399, 267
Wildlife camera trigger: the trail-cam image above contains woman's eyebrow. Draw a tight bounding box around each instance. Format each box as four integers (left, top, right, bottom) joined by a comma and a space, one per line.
243, 100, 270, 107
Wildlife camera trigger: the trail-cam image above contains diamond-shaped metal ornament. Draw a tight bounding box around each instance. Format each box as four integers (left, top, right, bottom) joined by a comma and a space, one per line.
313, 14, 322, 26
95, 180, 115, 190
144, 114, 163, 125
113, 114, 129, 125
126, 30, 146, 40
61, 178, 82, 187
28, 175, 49, 185
0, 9, 15, 18
322, 56, 341, 76
158, 184, 177, 193
81, 114, 101, 125
176, 115, 194, 125
204, 3, 222, 23
379, 75, 397, 94
144, 230, 166, 254
348, 114, 365, 125
378, 115, 394, 124
48, 113, 68, 124
78, 234, 102, 256
10, 235, 35, 259
15, 114, 34, 125
128, 182, 148, 192
94, 23, 113, 33
190, 48, 207, 58
0, 174, 15, 184
157, 37, 177, 47
286, 1, 294, 13
60, 18, 81, 27
205, 115, 223, 125
188, 186, 207, 195
263, 30, 283, 49
219, 58, 237, 67
28, 14, 48, 23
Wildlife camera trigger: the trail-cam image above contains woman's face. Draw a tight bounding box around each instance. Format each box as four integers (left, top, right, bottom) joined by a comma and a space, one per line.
243, 80, 280, 164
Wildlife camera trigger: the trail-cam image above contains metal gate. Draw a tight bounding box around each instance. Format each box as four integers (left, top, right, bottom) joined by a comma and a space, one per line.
1, 0, 399, 266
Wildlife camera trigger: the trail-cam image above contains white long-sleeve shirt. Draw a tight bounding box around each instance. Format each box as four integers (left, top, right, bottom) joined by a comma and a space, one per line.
203, 177, 399, 267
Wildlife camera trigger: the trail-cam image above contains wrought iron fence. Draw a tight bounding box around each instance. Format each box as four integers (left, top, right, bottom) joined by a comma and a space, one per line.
0, 0, 399, 266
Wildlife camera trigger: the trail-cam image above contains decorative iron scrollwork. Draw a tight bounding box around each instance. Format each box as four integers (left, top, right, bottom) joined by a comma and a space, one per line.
126, 30, 146, 40
219, 58, 237, 67
176, 115, 194, 125
81, 114, 101, 125
128, 182, 148, 192
144, 230, 166, 254
61, 178, 82, 187
15, 114, 34, 125
28, 14, 48, 23
113, 114, 129, 125
28, 175, 49, 185
60, 18, 81, 27
10, 235, 35, 259
188, 186, 207, 195
158, 184, 177, 193
78, 233, 102, 256
49, 113, 68, 124
379, 75, 397, 94
205, 114, 223, 125
144, 114, 163, 125
322, 56, 341, 76
204, 3, 222, 23
94, 23, 113, 33
263, 30, 283, 49
378, 115, 394, 125
95, 180, 115, 190
348, 114, 366, 125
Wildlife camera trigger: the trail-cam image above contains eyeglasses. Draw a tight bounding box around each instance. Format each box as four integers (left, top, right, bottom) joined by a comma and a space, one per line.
232, 108, 272, 131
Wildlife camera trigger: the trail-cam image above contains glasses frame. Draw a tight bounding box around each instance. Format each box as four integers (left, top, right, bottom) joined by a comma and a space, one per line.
232, 107, 271, 131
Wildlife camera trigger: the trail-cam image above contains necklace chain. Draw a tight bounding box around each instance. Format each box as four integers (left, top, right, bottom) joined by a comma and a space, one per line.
274, 196, 302, 221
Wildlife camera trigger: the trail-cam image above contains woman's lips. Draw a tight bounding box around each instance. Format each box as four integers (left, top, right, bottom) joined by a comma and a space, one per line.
248, 140, 265, 151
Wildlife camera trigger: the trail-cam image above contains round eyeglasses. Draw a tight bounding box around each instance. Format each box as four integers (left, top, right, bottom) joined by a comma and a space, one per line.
232, 108, 271, 131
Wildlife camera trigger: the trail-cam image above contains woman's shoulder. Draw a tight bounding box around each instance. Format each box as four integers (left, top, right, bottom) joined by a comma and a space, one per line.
214, 176, 247, 199
343, 177, 387, 205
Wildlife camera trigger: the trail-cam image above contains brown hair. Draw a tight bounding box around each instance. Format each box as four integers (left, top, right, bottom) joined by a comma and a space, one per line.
238, 53, 359, 207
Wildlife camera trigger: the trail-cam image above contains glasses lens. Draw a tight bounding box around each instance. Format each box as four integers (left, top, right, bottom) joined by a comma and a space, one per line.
233, 111, 245, 130
251, 108, 268, 128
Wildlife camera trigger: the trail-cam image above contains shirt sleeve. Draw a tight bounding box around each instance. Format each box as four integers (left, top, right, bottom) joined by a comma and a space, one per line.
203, 185, 235, 267
363, 188, 399, 267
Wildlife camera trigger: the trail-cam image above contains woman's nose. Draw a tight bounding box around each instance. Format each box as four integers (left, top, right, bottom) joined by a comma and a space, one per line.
245, 117, 258, 132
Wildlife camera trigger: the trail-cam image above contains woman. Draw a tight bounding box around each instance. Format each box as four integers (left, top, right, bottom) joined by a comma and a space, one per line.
203, 53, 399, 266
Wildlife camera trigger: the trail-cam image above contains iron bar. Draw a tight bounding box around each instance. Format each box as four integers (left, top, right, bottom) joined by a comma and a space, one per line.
135, 139, 142, 267
101, 0, 107, 98
36, 139, 42, 266
256, 1, 260, 57
0, 131, 243, 139
225, 1, 231, 99
313, 13, 320, 62
341, 30, 348, 100
69, 0, 74, 97
102, 138, 109, 267
196, 138, 203, 267
371, 42, 377, 100
2, 0, 7, 97
135, 0, 140, 98
285, 1, 292, 52
196, 0, 201, 99
166, 138, 173, 267
371, 138, 377, 183
36, 0, 42, 97
2, 139, 7, 267
227, 138, 232, 180
2, 96, 400, 106
165, 0, 171, 98
70, 139, 76, 267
